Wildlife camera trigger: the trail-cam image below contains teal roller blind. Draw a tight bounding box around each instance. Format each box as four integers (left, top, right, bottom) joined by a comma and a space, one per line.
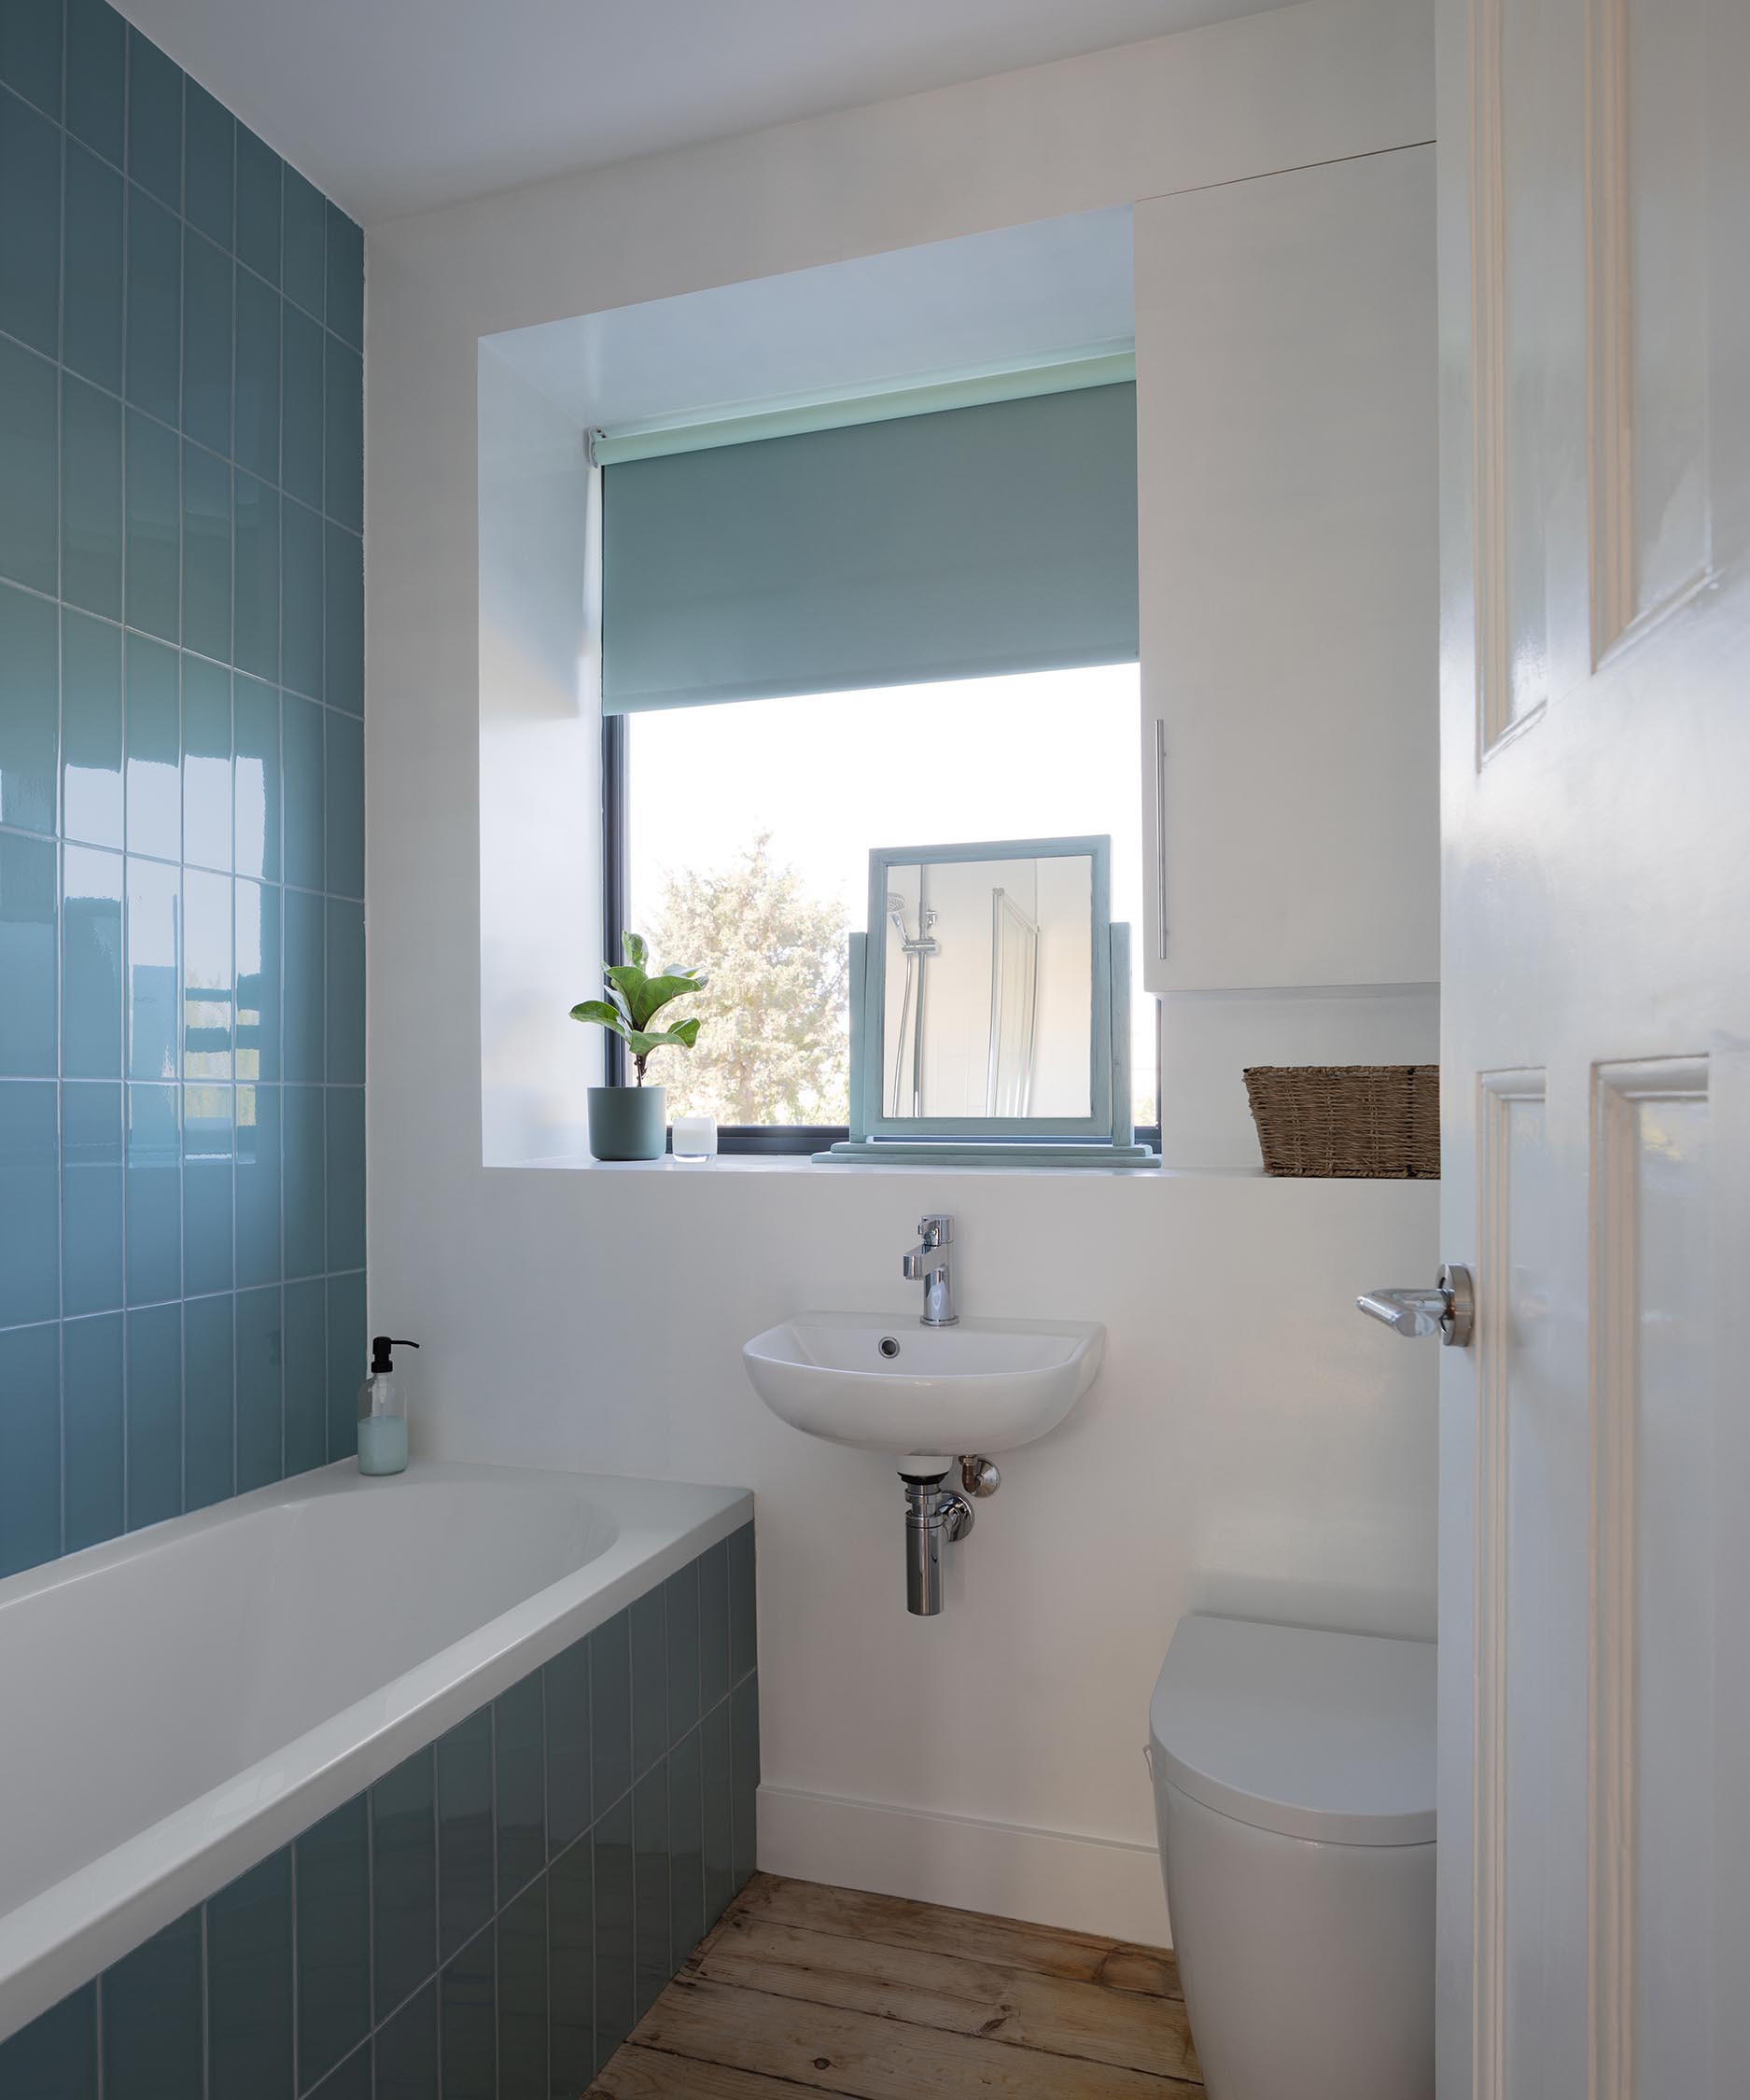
600, 381, 1139, 713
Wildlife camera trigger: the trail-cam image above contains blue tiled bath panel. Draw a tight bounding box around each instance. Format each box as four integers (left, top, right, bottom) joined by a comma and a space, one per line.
0, 1523, 762, 2095
0, 0, 367, 1582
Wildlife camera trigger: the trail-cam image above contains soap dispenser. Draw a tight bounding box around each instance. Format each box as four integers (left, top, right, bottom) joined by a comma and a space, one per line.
357, 1337, 420, 1476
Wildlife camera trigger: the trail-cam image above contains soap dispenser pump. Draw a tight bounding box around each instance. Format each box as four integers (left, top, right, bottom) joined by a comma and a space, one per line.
357, 1337, 420, 1476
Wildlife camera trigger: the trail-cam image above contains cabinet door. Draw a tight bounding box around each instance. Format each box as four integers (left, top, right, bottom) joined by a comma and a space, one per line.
1134, 146, 1437, 992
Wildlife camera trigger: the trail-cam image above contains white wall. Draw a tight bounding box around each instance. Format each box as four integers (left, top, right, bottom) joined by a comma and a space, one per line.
366, 0, 1438, 1941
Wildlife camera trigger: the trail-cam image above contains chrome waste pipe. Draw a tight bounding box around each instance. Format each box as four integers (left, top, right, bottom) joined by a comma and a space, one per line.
900, 1467, 990, 1615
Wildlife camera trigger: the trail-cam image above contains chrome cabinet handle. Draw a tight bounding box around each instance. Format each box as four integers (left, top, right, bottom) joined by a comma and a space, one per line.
1153, 716, 1169, 960
1356, 1265, 1475, 1348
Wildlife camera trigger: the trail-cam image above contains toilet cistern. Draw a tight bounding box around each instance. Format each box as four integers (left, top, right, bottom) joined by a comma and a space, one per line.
901, 1213, 958, 1325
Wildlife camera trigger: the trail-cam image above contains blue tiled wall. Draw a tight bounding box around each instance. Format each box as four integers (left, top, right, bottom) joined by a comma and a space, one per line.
0, 0, 366, 1577
0, 1525, 761, 2098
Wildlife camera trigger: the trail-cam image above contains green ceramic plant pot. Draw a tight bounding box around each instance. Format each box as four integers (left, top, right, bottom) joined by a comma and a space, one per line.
587, 1085, 667, 1161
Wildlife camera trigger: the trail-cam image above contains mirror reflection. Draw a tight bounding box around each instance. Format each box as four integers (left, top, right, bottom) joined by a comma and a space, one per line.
881, 854, 1093, 1120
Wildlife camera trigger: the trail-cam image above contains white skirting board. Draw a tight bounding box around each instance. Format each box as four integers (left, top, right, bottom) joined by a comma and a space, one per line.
755, 1783, 1173, 1948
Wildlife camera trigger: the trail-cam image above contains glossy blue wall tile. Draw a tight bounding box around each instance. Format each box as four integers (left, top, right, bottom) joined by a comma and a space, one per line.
183, 1288, 236, 1509
284, 1083, 325, 1276
281, 691, 324, 889
325, 522, 364, 715
326, 1268, 365, 1458
326, 899, 365, 1084
182, 80, 233, 251
324, 335, 363, 532
0, 1321, 60, 1576
326, 1084, 365, 1269
0, 336, 59, 593
0, 0, 361, 1579
0, 1527, 761, 2090
206, 1850, 294, 2100
496, 1673, 547, 1902
283, 1273, 327, 1474
325, 709, 363, 897
237, 1081, 282, 1284
63, 142, 123, 394
182, 1079, 235, 1295
0, 0, 364, 1582
123, 1079, 179, 1303
124, 190, 182, 425
371, 1744, 437, 2019
282, 494, 323, 699
182, 653, 232, 870
61, 607, 122, 846
125, 26, 181, 207
441, 1925, 497, 2100
125, 1300, 183, 1529
0, 90, 61, 355
374, 1981, 437, 2100
232, 466, 280, 680
498, 1877, 548, 2100
281, 300, 324, 513
234, 1280, 284, 1490
103, 1902, 203, 2099
0, 0, 64, 119
232, 674, 280, 878
592, 1609, 634, 1814
235, 123, 280, 285
546, 1636, 593, 1855
62, 1309, 124, 1548
61, 1081, 122, 1312
438, 1706, 495, 1962
181, 437, 232, 659
0, 831, 56, 1073
282, 165, 326, 320
0, 581, 57, 830
182, 228, 232, 455
122, 411, 180, 641
548, 1834, 595, 2087
65, 0, 123, 165
234, 263, 280, 483
297, 1794, 371, 2088
0, 1081, 59, 1325
61, 374, 123, 617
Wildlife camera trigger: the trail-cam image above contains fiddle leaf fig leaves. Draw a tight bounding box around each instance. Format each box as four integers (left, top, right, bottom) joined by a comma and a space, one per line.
570, 934, 707, 1083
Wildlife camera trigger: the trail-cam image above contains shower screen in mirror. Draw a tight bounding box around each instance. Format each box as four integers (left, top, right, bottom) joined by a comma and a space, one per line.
879, 849, 1096, 1123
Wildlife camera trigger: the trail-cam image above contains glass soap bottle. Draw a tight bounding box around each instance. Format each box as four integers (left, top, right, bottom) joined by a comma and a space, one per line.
357, 1336, 420, 1476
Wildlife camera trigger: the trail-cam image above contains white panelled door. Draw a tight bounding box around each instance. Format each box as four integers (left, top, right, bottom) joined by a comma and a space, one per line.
1435, 0, 1750, 2093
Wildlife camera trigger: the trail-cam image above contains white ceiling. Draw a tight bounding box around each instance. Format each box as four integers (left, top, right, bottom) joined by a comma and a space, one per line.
116, 0, 1282, 224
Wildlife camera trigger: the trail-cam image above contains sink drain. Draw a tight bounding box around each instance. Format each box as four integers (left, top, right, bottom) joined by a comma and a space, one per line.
878, 1336, 901, 1359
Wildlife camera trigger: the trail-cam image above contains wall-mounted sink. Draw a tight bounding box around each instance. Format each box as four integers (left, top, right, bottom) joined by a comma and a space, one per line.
742, 1311, 1105, 1474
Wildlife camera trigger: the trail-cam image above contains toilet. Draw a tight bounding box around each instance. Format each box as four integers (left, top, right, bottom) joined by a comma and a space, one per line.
1147, 1615, 1435, 2100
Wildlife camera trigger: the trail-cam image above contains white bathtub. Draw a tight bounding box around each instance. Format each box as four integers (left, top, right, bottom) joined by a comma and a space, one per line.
0, 1457, 750, 2042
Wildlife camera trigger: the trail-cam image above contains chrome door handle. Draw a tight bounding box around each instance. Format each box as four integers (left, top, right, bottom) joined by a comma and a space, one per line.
1356, 1265, 1474, 1347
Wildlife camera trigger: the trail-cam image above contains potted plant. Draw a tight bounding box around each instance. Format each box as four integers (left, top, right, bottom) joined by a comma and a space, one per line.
570, 932, 707, 1159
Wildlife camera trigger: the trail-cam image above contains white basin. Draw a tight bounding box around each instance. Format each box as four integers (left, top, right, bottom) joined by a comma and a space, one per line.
743, 1312, 1105, 1471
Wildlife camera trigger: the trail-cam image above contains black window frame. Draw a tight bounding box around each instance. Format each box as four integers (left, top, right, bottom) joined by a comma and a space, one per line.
602, 711, 1163, 1157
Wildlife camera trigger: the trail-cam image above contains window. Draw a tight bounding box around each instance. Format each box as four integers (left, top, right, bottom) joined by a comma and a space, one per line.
606, 664, 1158, 1151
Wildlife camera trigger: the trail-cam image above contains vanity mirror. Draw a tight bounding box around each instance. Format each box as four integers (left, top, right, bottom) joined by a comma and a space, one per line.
817, 835, 1158, 1165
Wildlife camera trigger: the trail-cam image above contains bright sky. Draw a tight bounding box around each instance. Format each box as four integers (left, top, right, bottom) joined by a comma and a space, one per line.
627, 664, 1155, 1118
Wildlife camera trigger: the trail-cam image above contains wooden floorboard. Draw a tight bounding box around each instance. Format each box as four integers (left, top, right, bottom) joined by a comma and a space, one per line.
590, 1874, 1199, 2099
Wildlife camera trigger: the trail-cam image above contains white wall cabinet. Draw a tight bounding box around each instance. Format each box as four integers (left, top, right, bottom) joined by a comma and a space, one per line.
1135, 146, 1439, 993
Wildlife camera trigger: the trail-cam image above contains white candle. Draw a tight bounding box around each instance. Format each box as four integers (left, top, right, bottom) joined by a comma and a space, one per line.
672, 1114, 717, 1160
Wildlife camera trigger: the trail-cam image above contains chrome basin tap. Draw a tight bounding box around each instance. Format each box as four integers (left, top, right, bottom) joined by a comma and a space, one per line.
902, 1214, 959, 1327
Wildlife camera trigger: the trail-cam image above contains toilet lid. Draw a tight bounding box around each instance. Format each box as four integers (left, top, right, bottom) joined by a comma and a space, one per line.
1148, 1615, 1436, 1846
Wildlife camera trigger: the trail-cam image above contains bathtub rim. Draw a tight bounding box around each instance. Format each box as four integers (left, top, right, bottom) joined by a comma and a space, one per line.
0, 1457, 752, 2045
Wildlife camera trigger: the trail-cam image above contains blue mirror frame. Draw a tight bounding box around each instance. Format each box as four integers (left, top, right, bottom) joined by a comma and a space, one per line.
856, 834, 1113, 1142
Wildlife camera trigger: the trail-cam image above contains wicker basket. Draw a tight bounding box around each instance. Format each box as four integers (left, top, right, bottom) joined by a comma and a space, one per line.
1243, 1064, 1440, 1179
